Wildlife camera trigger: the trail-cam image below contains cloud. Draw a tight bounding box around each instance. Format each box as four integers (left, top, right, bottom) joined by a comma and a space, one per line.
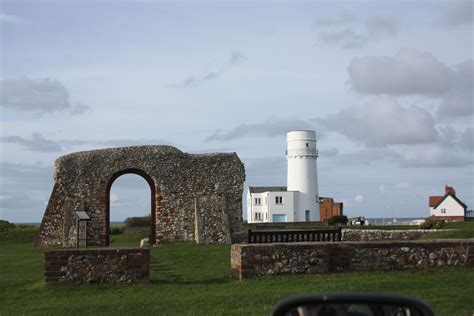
313, 11, 398, 49
0, 78, 90, 115
171, 51, 245, 88
243, 156, 287, 186
0, 162, 54, 194
436, 59, 473, 118
0, 133, 176, 153
205, 117, 315, 142
354, 194, 365, 203
328, 147, 401, 166
437, 1, 473, 27
313, 10, 359, 27
458, 127, 474, 152
399, 145, 473, 168
394, 182, 409, 189
0, 133, 65, 152
348, 51, 473, 118
318, 97, 438, 147
0, 13, 29, 25
379, 184, 386, 193
348, 50, 451, 95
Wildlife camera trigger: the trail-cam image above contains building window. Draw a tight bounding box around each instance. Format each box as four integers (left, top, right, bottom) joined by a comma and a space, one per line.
441, 208, 446, 214
305, 210, 310, 222
254, 212, 262, 220
306, 143, 309, 148
273, 214, 287, 222
275, 196, 283, 204
254, 198, 261, 205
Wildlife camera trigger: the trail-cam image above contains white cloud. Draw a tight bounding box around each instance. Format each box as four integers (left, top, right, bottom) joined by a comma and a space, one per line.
354, 194, 365, 203
0, 78, 90, 115
399, 145, 473, 168
348, 50, 473, 118
379, 184, 386, 193
348, 50, 451, 96
319, 97, 438, 147
394, 182, 410, 189
0, 133, 177, 153
0, 133, 66, 152
170, 51, 245, 88
0, 13, 29, 25
205, 117, 316, 142
437, 0, 473, 27
313, 11, 398, 49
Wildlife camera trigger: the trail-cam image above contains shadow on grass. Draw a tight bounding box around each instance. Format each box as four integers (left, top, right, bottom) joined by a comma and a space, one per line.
149, 259, 233, 285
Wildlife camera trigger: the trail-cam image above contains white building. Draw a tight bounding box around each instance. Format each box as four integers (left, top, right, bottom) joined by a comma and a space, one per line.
247, 130, 320, 223
429, 185, 467, 222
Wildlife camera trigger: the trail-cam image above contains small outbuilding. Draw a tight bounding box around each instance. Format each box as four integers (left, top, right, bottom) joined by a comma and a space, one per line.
429, 185, 467, 222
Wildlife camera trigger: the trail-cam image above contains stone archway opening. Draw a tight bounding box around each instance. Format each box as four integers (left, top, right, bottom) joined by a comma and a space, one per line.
35, 145, 245, 247
105, 168, 157, 246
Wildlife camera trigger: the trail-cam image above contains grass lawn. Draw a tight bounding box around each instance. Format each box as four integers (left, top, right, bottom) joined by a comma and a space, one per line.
421, 221, 474, 239
1, 227, 473, 315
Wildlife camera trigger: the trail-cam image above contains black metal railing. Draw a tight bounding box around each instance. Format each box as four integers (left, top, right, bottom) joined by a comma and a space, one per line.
466, 210, 474, 221
247, 227, 342, 244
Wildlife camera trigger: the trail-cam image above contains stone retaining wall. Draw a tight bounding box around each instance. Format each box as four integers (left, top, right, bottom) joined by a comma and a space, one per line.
341, 229, 435, 241
231, 239, 474, 280
44, 248, 149, 285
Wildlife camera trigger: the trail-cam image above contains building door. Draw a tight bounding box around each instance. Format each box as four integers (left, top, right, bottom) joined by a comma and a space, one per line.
305, 210, 310, 222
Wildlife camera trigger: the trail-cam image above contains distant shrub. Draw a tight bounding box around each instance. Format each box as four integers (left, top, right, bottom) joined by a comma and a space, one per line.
0, 225, 38, 242
0, 220, 15, 232
110, 225, 124, 235
421, 219, 445, 229
327, 215, 348, 225
124, 215, 151, 228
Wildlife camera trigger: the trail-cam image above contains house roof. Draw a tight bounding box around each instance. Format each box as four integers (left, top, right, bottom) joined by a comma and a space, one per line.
432, 192, 467, 210
248, 186, 287, 193
429, 196, 443, 207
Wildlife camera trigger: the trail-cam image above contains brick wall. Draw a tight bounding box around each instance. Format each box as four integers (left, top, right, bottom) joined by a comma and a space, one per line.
231, 239, 473, 280
44, 248, 150, 285
319, 197, 343, 221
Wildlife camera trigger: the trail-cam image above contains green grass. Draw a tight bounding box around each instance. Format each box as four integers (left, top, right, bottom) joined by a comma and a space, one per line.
421, 221, 474, 239
346, 225, 417, 230
0, 227, 473, 315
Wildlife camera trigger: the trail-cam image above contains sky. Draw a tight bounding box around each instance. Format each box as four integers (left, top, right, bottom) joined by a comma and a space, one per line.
0, 0, 473, 222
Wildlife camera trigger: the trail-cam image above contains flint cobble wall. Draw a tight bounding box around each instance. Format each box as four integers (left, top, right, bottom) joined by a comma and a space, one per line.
231, 239, 474, 280
35, 145, 246, 247
341, 229, 434, 241
44, 248, 149, 285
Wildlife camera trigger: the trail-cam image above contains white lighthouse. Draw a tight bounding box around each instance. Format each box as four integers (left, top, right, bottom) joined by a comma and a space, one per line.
286, 130, 319, 221
246, 130, 320, 223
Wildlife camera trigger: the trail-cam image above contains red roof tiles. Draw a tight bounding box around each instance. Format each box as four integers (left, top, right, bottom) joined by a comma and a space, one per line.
429, 196, 443, 207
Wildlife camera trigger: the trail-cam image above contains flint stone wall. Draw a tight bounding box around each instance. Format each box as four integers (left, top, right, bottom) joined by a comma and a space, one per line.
35, 145, 245, 247
44, 248, 149, 285
341, 229, 435, 241
231, 239, 474, 280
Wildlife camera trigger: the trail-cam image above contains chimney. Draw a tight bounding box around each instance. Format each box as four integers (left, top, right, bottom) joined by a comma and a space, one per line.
445, 185, 456, 195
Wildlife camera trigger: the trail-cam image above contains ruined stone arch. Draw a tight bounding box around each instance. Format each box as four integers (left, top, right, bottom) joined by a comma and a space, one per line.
105, 168, 158, 246
35, 145, 245, 247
